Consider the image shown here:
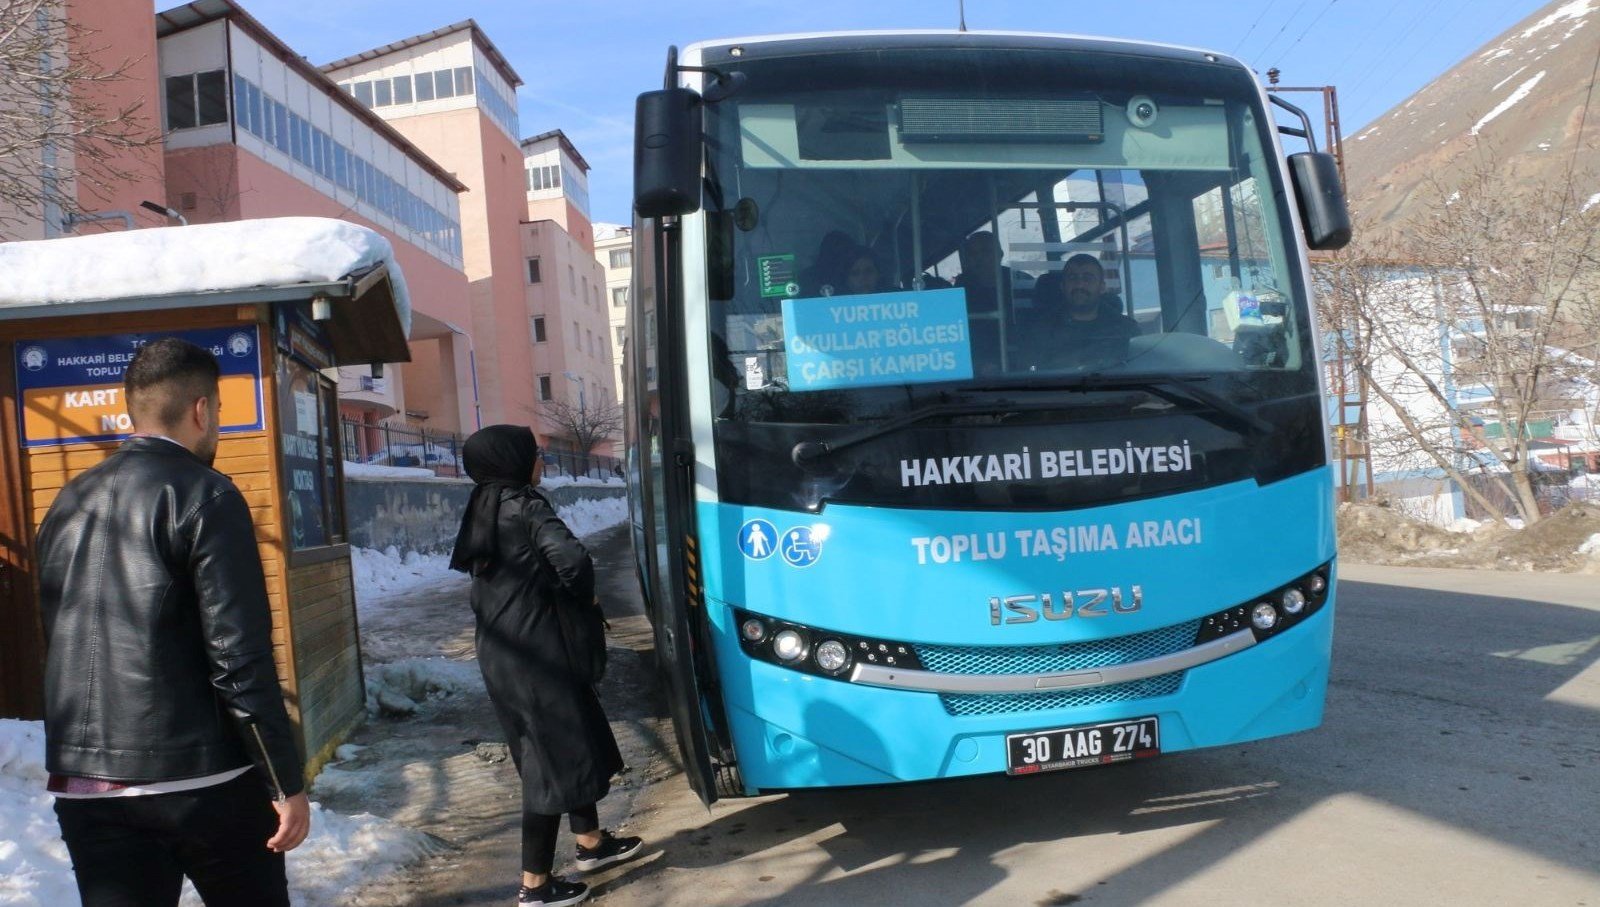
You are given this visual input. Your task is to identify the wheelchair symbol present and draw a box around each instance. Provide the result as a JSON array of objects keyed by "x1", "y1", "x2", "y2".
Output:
[{"x1": 780, "y1": 526, "x2": 823, "y2": 568}]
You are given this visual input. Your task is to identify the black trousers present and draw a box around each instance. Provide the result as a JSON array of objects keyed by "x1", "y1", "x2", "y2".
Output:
[
  {"x1": 53, "y1": 769, "x2": 289, "y2": 907},
  {"x1": 524, "y1": 803, "x2": 599, "y2": 875}
]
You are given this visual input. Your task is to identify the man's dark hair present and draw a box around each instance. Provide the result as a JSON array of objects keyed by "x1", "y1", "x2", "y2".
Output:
[
  {"x1": 124, "y1": 338, "x2": 221, "y2": 429},
  {"x1": 1064, "y1": 253, "x2": 1103, "y2": 273}
]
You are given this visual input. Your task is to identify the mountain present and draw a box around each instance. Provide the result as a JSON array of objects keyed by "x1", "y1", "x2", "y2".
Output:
[{"x1": 1342, "y1": 0, "x2": 1600, "y2": 235}]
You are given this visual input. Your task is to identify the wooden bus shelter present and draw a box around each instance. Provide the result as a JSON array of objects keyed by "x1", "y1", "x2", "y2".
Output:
[{"x1": 0, "y1": 219, "x2": 411, "y2": 780}]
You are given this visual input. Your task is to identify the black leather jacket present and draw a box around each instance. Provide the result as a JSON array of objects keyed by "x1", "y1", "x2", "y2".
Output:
[{"x1": 37, "y1": 437, "x2": 304, "y2": 798}]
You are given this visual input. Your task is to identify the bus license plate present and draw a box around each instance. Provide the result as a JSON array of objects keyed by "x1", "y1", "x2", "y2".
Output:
[{"x1": 1005, "y1": 717, "x2": 1160, "y2": 775}]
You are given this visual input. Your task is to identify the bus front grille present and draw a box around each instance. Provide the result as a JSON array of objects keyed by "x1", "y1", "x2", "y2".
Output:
[
  {"x1": 938, "y1": 671, "x2": 1184, "y2": 717},
  {"x1": 914, "y1": 620, "x2": 1203, "y2": 676}
]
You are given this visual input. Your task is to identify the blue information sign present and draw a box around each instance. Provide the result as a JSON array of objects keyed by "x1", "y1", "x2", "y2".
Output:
[
  {"x1": 780, "y1": 288, "x2": 974, "y2": 391},
  {"x1": 15, "y1": 327, "x2": 265, "y2": 448}
]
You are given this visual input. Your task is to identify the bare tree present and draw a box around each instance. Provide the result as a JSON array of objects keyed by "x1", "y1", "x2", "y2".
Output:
[
  {"x1": 1317, "y1": 153, "x2": 1600, "y2": 525},
  {"x1": 537, "y1": 396, "x2": 623, "y2": 475},
  {"x1": 0, "y1": 0, "x2": 155, "y2": 236}
]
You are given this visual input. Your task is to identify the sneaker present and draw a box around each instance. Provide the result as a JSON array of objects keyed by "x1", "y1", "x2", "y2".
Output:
[
  {"x1": 574, "y1": 831, "x2": 645, "y2": 872},
  {"x1": 517, "y1": 876, "x2": 588, "y2": 907}
]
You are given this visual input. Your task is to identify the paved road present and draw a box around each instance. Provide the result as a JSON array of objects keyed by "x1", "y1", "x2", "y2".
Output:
[{"x1": 591, "y1": 564, "x2": 1600, "y2": 906}]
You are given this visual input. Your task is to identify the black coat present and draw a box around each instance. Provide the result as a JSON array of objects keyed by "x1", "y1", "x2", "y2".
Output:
[
  {"x1": 36, "y1": 438, "x2": 303, "y2": 797},
  {"x1": 470, "y1": 486, "x2": 621, "y2": 814}
]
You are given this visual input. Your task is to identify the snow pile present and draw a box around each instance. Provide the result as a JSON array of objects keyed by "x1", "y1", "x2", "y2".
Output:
[
  {"x1": 0, "y1": 719, "x2": 434, "y2": 907},
  {"x1": 364, "y1": 657, "x2": 484, "y2": 718},
  {"x1": 1339, "y1": 501, "x2": 1600, "y2": 571},
  {"x1": 0, "y1": 217, "x2": 411, "y2": 337},
  {"x1": 1471, "y1": 71, "x2": 1546, "y2": 135},
  {"x1": 343, "y1": 461, "x2": 441, "y2": 480},
  {"x1": 558, "y1": 495, "x2": 629, "y2": 538},
  {"x1": 351, "y1": 546, "x2": 461, "y2": 603},
  {"x1": 0, "y1": 720, "x2": 72, "y2": 907},
  {"x1": 541, "y1": 474, "x2": 625, "y2": 488}
]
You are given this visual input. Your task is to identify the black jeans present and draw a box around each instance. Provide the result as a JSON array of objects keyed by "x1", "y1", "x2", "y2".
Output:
[
  {"x1": 524, "y1": 803, "x2": 599, "y2": 875},
  {"x1": 53, "y1": 769, "x2": 288, "y2": 907}
]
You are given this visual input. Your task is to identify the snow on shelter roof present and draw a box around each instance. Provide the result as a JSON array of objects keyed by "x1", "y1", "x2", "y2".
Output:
[{"x1": 0, "y1": 218, "x2": 413, "y2": 365}]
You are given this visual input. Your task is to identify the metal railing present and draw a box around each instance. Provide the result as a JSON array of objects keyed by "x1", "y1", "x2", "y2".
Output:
[
  {"x1": 341, "y1": 420, "x2": 465, "y2": 477},
  {"x1": 341, "y1": 420, "x2": 623, "y2": 482}
]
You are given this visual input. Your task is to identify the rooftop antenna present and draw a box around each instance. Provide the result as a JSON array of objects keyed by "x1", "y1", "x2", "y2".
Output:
[{"x1": 959, "y1": 0, "x2": 967, "y2": 32}]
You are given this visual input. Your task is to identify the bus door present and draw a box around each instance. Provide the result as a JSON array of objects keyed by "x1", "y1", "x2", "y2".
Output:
[{"x1": 629, "y1": 214, "x2": 728, "y2": 804}]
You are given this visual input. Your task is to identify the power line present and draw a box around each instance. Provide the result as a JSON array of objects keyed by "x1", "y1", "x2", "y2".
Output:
[
  {"x1": 1253, "y1": 0, "x2": 1312, "y2": 64},
  {"x1": 1272, "y1": 0, "x2": 1339, "y2": 67},
  {"x1": 1232, "y1": 0, "x2": 1279, "y2": 56}
]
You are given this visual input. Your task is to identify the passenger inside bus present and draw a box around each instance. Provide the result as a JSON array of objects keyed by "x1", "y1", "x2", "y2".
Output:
[
  {"x1": 1014, "y1": 253, "x2": 1140, "y2": 371},
  {"x1": 953, "y1": 231, "x2": 1017, "y2": 373}
]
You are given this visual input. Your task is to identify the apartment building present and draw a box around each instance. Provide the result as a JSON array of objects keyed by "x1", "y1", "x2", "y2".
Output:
[
  {"x1": 0, "y1": 0, "x2": 167, "y2": 240},
  {"x1": 594, "y1": 222, "x2": 633, "y2": 420},
  {"x1": 151, "y1": 0, "x2": 477, "y2": 435},
  {"x1": 323, "y1": 22, "x2": 536, "y2": 431},
  {"x1": 521, "y1": 131, "x2": 617, "y2": 463}
]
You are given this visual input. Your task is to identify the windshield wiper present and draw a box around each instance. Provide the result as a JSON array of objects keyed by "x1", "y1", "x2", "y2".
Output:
[
  {"x1": 791, "y1": 398, "x2": 1072, "y2": 468},
  {"x1": 791, "y1": 374, "x2": 1272, "y2": 469},
  {"x1": 966, "y1": 373, "x2": 1274, "y2": 439}
]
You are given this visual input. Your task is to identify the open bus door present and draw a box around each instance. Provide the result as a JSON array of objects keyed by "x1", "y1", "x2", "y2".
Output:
[{"x1": 627, "y1": 211, "x2": 735, "y2": 805}]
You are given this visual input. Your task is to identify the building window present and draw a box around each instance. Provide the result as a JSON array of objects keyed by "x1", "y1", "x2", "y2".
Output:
[
  {"x1": 568, "y1": 265, "x2": 575, "y2": 291},
  {"x1": 435, "y1": 70, "x2": 455, "y2": 100},
  {"x1": 374, "y1": 78, "x2": 393, "y2": 106},
  {"x1": 455, "y1": 66, "x2": 473, "y2": 95},
  {"x1": 587, "y1": 329, "x2": 595, "y2": 356},
  {"x1": 572, "y1": 321, "x2": 580, "y2": 348},
  {"x1": 611, "y1": 286, "x2": 628, "y2": 308},
  {"x1": 538, "y1": 374, "x2": 553, "y2": 401},
  {"x1": 165, "y1": 70, "x2": 228, "y2": 131},
  {"x1": 414, "y1": 72, "x2": 435, "y2": 102},
  {"x1": 615, "y1": 326, "x2": 626, "y2": 347},
  {"x1": 354, "y1": 80, "x2": 374, "y2": 107},
  {"x1": 609, "y1": 249, "x2": 632, "y2": 269},
  {"x1": 532, "y1": 316, "x2": 547, "y2": 342},
  {"x1": 527, "y1": 257, "x2": 541, "y2": 283},
  {"x1": 393, "y1": 75, "x2": 413, "y2": 104}
]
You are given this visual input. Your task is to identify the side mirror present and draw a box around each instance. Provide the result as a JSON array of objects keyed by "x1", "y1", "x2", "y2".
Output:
[
  {"x1": 1288, "y1": 152, "x2": 1352, "y2": 251},
  {"x1": 634, "y1": 88, "x2": 703, "y2": 218}
]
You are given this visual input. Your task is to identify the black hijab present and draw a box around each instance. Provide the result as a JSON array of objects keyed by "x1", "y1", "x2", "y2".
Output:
[{"x1": 450, "y1": 424, "x2": 541, "y2": 574}]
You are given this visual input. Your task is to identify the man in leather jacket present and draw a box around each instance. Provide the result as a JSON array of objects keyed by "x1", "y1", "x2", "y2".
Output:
[{"x1": 38, "y1": 337, "x2": 310, "y2": 906}]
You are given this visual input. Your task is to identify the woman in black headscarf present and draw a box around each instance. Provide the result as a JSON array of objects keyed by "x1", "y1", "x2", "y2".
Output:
[{"x1": 450, "y1": 425, "x2": 641, "y2": 907}]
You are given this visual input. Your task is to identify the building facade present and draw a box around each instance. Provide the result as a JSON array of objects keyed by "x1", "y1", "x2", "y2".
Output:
[
  {"x1": 520, "y1": 132, "x2": 618, "y2": 467},
  {"x1": 594, "y1": 222, "x2": 633, "y2": 448},
  {"x1": 152, "y1": 1, "x2": 478, "y2": 438},
  {"x1": 324, "y1": 22, "x2": 536, "y2": 432}
]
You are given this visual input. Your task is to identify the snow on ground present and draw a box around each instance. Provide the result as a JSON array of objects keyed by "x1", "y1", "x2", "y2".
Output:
[
  {"x1": 363, "y1": 658, "x2": 485, "y2": 718},
  {"x1": 1581, "y1": 533, "x2": 1600, "y2": 557},
  {"x1": 343, "y1": 461, "x2": 443, "y2": 480},
  {"x1": 0, "y1": 218, "x2": 410, "y2": 335},
  {"x1": 559, "y1": 495, "x2": 630, "y2": 538},
  {"x1": 1521, "y1": 0, "x2": 1594, "y2": 40},
  {"x1": 0, "y1": 719, "x2": 436, "y2": 907},
  {"x1": 541, "y1": 473, "x2": 625, "y2": 488},
  {"x1": 1471, "y1": 71, "x2": 1546, "y2": 135},
  {"x1": 351, "y1": 546, "x2": 459, "y2": 603}
]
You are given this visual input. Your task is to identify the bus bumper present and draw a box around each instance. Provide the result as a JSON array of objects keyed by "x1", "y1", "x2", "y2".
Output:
[{"x1": 723, "y1": 597, "x2": 1334, "y2": 794}]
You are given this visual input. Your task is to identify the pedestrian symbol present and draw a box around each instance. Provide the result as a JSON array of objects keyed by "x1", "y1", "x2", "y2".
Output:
[
  {"x1": 738, "y1": 519, "x2": 778, "y2": 560},
  {"x1": 780, "y1": 526, "x2": 823, "y2": 568}
]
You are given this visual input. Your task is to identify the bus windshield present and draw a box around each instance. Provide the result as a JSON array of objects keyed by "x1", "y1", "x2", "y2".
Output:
[{"x1": 700, "y1": 44, "x2": 1324, "y2": 512}]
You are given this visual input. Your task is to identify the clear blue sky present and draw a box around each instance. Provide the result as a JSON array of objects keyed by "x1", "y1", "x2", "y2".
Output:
[{"x1": 196, "y1": 0, "x2": 1550, "y2": 224}]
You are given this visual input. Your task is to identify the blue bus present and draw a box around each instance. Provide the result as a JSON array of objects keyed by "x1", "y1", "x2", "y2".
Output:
[{"x1": 625, "y1": 31, "x2": 1350, "y2": 802}]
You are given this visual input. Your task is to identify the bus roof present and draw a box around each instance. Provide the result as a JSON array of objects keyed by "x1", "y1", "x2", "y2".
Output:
[{"x1": 680, "y1": 30, "x2": 1248, "y2": 72}]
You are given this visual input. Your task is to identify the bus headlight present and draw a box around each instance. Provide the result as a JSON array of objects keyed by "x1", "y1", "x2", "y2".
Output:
[
  {"x1": 1306, "y1": 574, "x2": 1328, "y2": 595},
  {"x1": 740, "y1": 618, "x2": 768, "y2": 643},
  {"x1": 814, "y1": 639, "x2": 849, "y2": 674},
  {"x1": 1281, "y1": 588, "x2": 1307, "y2": 615},
  {"x1": 773, "y1": 629, "x2": 807, "y2": 662},
  {"x1": 1251, "y1": 602, "x2": 1279, "y2": 631}
]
